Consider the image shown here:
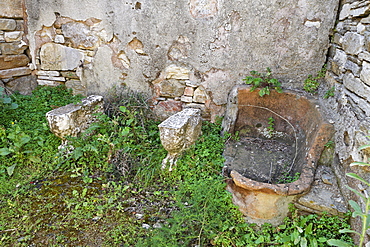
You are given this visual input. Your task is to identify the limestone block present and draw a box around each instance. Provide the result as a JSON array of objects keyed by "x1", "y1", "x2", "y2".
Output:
[
  {"x1": 180, "y1": 95, "x2": 192, "y2": 103},
  {"x1": 359, "y1": 51, "x2": 370, "y2": 62},
  {"x1": 344, "y1": 59, "x2": 361, "y2": 76},
  {"x1": 46, "y1": 95, "x2": 104, "y2": 139},
  {"x1": 0, "y1": 67, "x2": 31, "y2": 79},
  {"x1": 361, "y1": 61, "x2": 370, "y2": 86},
  {"x1": 4, "y1": 31, "x2": 22, "y2": 42},
  {"x1": 342, "y1": 32, "x2": 364, "y2": 55},
  {"x1": 157, "y1": 79, "x2": 185, "y2": 97},
  {"x1": 54, "y1": 34, "x2": 65, "y2": 44},
  {"x1": 0, "y1": 0, "x2": 22, "y2": 18},
  {"x1": 65, "y1": 79, "x2": 86, "y2": 96},
  {"x1": 40, "y1": 43, "x2": 84, "y2": 71},
  {"x1": 37, "y1": 79, "x2": 62, "y2": 86},
  {"x1": 61, "y1": 71, "x2": 79, "y2": 79},
  {"x1": 5, "y1": 75, "x2": 37, "y2": 95},
  {"x1": 165, "y1": 65, "x2": 190, "y2": 80},
  {"x1": 36, "y1": 70, "x2": 60, "y2": 76},
  {"x1": 343, "y1": 72, "x2": 370, "y2": 102},
  {"x1": 183, "y1": 86, "x2": 194, "y2": 96},
  {"x1": 351, "y1": 5, "x2": 370, "y2": 18},
  {"x1": 0, "y1": 18, "x2": 16, "y2": 31},
  {"x1": 339, "y1": 4, "x2": 351, "y2": 20},
  {"x1": 38, "y1": 76, "x2": 66, "y2": 82},
  {"x1": 193, "y1": 87, "x2": 207, "y2": 103},
  {"x1": 0, "y1": 41, "x2": 28, "y2": 55},
  {"x1": 158, "y1": 108, "x2": 202, "y2": 170},
  {"x1": 0, "y1": 54, "x2": 29, "y2": 70},
  {"x1": 61, "y1": 22, "x2": 100, "y2": 50}
]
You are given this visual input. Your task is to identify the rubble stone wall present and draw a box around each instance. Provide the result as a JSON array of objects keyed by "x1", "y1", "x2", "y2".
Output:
[{"x1": 0, "y1": 0, "x2": 36, "y2": 95}]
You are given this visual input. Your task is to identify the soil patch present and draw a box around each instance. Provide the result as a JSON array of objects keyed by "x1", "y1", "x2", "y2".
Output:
[{"x1": 223, "y1": 136, "x2": 296, "y2": 184}]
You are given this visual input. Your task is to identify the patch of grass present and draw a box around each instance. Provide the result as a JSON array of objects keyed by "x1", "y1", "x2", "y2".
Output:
[{"x1": 0, "y1": 85, "x2": 353, "y2": 246}]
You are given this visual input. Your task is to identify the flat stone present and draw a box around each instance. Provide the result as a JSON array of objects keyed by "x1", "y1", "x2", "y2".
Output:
[
  {"x1": 339, "y1": 4, "x2": 351, "y2": 20},
  {"x1": 351, "y1": 5, "x2": 370, "y2": 18},
  {"x1": 0, "y1": 67, "x2": 31, "y2": 79},
  {"x1": 361, "y1": 61, "x2": 370, "y2": 86},
  {"x1": 36, "y1": 70, "x2": 60, "y2": 76},
  {"x1": 61, "y1": 71, "x2": 79, "y2": 79},
  {"x1": 5, "y1": 75, "x2": 37, "y2": 95},
  {"x1": 0, "y1": 41, "x2": 28, "y2": 55},
  {"x1": 54, "y1": 35, "x2": 65, "y2": 44},
  {"x1": 154, "y1": 99, "x2": 183, "y2": 121},
  {"x1": 296, "y1": 166, "x2": 347, "y2": 216},
  {"x1": 0, "y1": 54, "x2": 29, "y2": 70},
  {"x1": 359, "y1": 51, "x2": 370, "y2": 62},
  {"x1": 0, "y1": 18, "x2": 16, "y2": 30},
  {"x1": 46, "y1": 95, "x2": 104, "y2": 139},
  {"x1": 37, "y1": 79, "x2": 62, "y2": 86},
  {"x1": 4, "y1": 31, "x2": 22, "y2": 42},
  {"x1": 180, "y1": 95, "x2": 193, "y2": 103},
  {"x1": 38, "y1": 76, "x2": 66, "y2": 82},
  {"x1": 342, "y1": 32, "x2": 364, "y2": 55},
  {"x1": 40, "y1": 43, "x2": 84, "y2": 71},
  {"x1": 343, "y1": 72, "x2": 370, "y2": 102},
  {"x1": 344, "y1": 59, "x2": 361, "y2": 76}
]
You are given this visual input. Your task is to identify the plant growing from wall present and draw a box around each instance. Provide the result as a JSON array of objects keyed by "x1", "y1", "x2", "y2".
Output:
[
  {"x1": 328, "y1": 144, "x2": 370, "y2": 247},
  {"x1": 303, "y1": 65, "x2": 327, "y2": 94},
  {"x1": 243, "y1": 67, "x2": 283, "y2": 97},
  {"x1": 324, "y1": 86, "x2": 335, "y2": 99}
]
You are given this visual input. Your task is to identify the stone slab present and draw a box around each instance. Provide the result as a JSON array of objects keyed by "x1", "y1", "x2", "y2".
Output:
[
  {"x1": 0, "y1": 54, "x2": 29, "y2": 70},
  {"x1": 0, "y1": 67, "x2": 31, "y2": 79}
]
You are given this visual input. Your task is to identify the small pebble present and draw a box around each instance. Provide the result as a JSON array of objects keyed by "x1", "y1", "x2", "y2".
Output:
[
  {"x1": 142, "y1": 223, "x2": 150, "y2": 229},
  {"x1": 135, "y1": 213, "x2": 144, "y2": 219},
  {"x1": 153, "y1": 222, "x2": 162, "y2": 228}
]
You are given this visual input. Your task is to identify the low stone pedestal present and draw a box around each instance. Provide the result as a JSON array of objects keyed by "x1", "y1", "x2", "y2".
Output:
[
  {"x1": 46, "y1": 95, "x2": 104, "y2": 139},
  {"x1": 158, "y1": 108, "x2": 202, "y2": 171}
]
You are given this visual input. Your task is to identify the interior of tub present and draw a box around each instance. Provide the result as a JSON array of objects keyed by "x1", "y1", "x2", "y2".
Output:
[{"x1": 223, "y1": 87, "x2": 330, "y2": 187}]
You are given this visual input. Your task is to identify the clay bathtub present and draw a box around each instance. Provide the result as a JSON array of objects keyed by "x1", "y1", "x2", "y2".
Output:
[{"x1": 222, "y1": 85, "x2": 333, "y2": 225}]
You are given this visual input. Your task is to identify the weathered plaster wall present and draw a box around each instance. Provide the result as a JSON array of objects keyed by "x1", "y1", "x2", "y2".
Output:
[{"x1": 25, "y1": 0, "x2": 339, "y2": 119}]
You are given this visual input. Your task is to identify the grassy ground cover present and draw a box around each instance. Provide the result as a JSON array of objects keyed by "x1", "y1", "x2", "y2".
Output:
[{"x1": 0, "y1": 86, "x2": 353, "y2": 246}]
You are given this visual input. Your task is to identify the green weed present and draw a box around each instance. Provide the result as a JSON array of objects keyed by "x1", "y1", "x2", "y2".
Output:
[
  {"x1": 243, "y1": 67, "x2": 283, "y2": 97},
  {"x1": 303, "y1": 65, "x2": 327, "y2": 94}
]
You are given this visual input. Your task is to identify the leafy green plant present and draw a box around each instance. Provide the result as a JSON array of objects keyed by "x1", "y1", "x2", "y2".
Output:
[
  {"x1": 303, "y1": 65, "x2": 327, "y2": 94},
  {"x1": 243, "y1": 67, "x2": 283, "y2": 97},
  {"x1": 267, "y1": 117, "x2": 275, "y2": 136},
  {"x1": 325, "y1": 140, "x2": 335, "y2": 148},
  {"x1": 0, "y1": 86, "x2": 18, "y2": 110},
  {"x1": 328, "y1": 144, "x2": 370, "y2": 247},
  {"x1": 277, "y1": 171, "x2": 301, "y2": 184},
  {"x1": 324, "y1": 86, "x2": 336, "y2": 99}
]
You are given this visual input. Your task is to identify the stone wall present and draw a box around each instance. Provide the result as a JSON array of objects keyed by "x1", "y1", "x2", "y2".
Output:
[
  {"x1": 325, "y1": 0, "x2": 370, "y2": 239},
  {"x1": 24, "y1": 0, "x2": 339, "y2": 120},
  {"x1": 0, "y1": 0, "x2": 36, "y2": 95}
]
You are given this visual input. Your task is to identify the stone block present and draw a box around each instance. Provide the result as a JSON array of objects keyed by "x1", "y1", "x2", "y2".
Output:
[
  {"x1": 157, "y1": 79, "x2": 185, "y2": 97},
  {"x1": 183, "y1": 86, "x2": 194, "y2": 96},
  {"x1": 54, "y1": 35, "x2": 65, "y2": 44},
  {"x1": 40, "y1": 43, "x2": 84, "y2": 71},
  {"x1": 344, "y1": 59, "x2": 361, "y2": 76},
  {"x1": 38, "y1": 76, "x2": 66, "y2": 82},
  {"x1": 164, "y1": 65, "x2": 190, "y2": 80},
  {"x1": 339, "y1": 4, "x2": 351, "y2": 20},
  {"x1": 342, "y1": 32, "x2": 364, "y2": 55},
  {"x1": 0, "y1": 41, "x2": 28, "y2": 55},
  {"x1": 46, "y1": 95, "x2": 104, "y2": 139},
  {"x1": 359, "y1": 51, "x2": 370, "y2": 62},
  {"x1": 37, "y1": 79, "x2": 62, "y2": 86},
  {"x1": 61, "y1": 71, "x2": 79, "y2": 79},
  {"x1": 4, "y1": 31, "x2": 22, "y2": 42},
  {"x1": 0, "y1": 67, "x2": 31, "y2": 79},
  {"x1": 361, "y1": 61, "x2": 370, "y2": 86},
  {"x1": 0, "y1": 18, "x2": 16, "y2": 31},
  {"x1": 193, "y1": 87, "x2": 207, "y2": 103},
  {"x1": 343, "y1": 72, "x2": 370, "y2": 102},
  {"x1": 5, "y1": 75, "x2": 37, "y2": 95},
  {"x1": 0, "y1": 54, "x2": 29, "y2": 70},
  {"x1": 180, "y1": 95, "x2": 193, "y2": 103},
  {"x1": 36, "y1": 70, "x2": 60, "y2": 76},
  {"x1": 65, "y1": 79, "x2": 86, "y2": 96},
  {"x1": 158, "y1": 108, "x2": 202, "y2": 170},
  {"x1": 351, "y1": 5, "x2": 370, "y2": 18}
]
